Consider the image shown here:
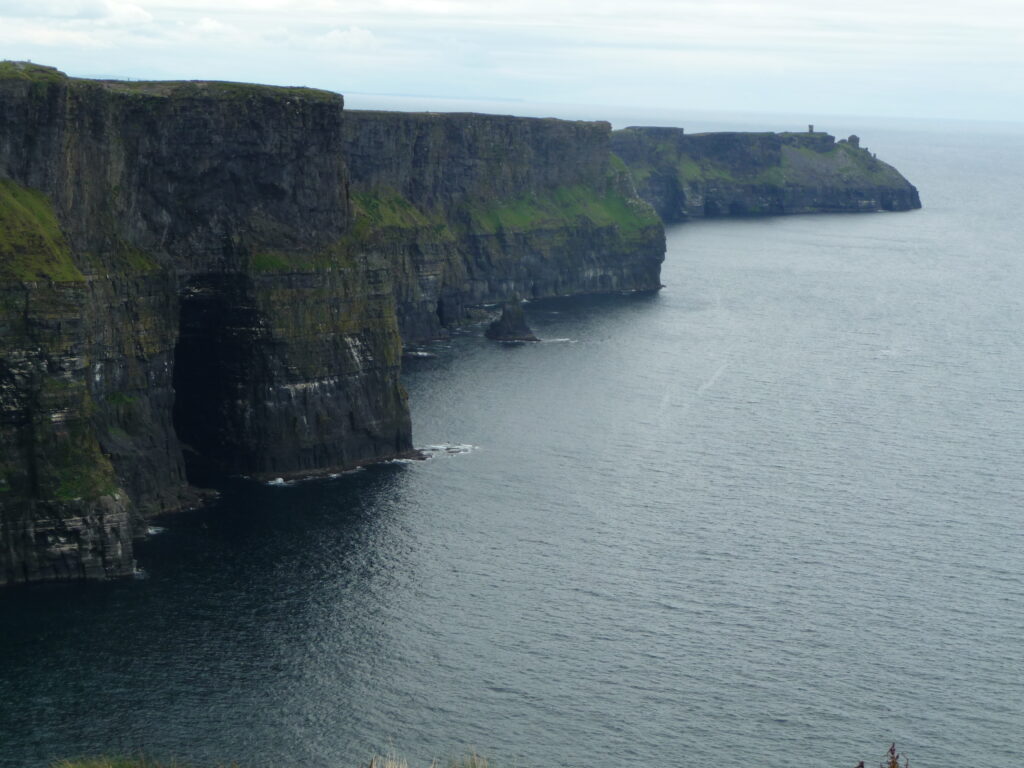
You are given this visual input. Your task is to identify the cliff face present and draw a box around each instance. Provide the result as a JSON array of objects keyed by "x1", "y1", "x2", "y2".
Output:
[
  {"x1": 610, "y1": 127, "x2": 921, "y2": 221},
  {"x1": 0, "y1": 64, "x2": 407, "y2": 584},
  {"x1": 0, "y1": 63, "x2": 664, "y2": 585},
  {"x1": 340, "y1": 111, "x2": 665, "y2": 342}
]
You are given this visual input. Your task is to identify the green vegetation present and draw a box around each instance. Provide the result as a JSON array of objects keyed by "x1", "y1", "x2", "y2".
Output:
[
  {"x1": 76, "y1": 238, "x2": 161, "y2": 275},
  {"x1": 466, "y1": 184, "x2": 659, "y2": 240},
  {"x1": 607, "y1": 153, "x2": 630, "y2": 174},
  {"x1": 250, "y1": 251, "x2": 298, "y2": 272},
  {"x1": 0, "y1": 60, "x2": 67, "y2": 83},
  {"x1": 250, "y1": 240, "x2": 359, "y2": 274},
  {"x1": 108, "y1": 242, "x2": 160, "y2": 273},
  {"x1": 250, "y1": 229, "x2": 363, "y2": 273},
  {"x1": 97, "y1": 79, "x2": 340, "y2": 104},
  {"x1": 105, "y1": 392, "x2": 137, "y2": 406},
  {"x1": 351, "y1": 192, "x2": 451, "y2": 235},
  {"x1": 46, "y1": 421, "x2": 119, "y2": 502},
  {"x1": 780, "y1": 141, "x2": 901, "y2": 186},
  {"x1": 617, "y1": 128, "x2": 906, "y2": 200},
  {"x1": 670, "y1": 153, "x2": 785, "y2": 188},
  {"x1": 27, "y1": 381, "x2": 120, "y2": 501},
  {"x1": 249, "y1": 192, "x2": 455, "y2": 274},
  {"x1": 0, "y1": 179, "x2": 84, "y2": 282}
]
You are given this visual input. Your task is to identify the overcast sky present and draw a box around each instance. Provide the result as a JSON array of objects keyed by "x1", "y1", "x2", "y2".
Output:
[{"x1": 2, "y1": 0, "x2": 1023, "y2": 123}]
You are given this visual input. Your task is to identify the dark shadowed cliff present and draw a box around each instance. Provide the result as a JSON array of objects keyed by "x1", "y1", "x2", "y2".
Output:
[
  {"x1": 339, "y1": 110, "x2": 664, "y2": 342},
  {"x1": 0, "y1": 63, "x2": 664, "y2": 585},
  {"x1": 611, "y1": 126, "x2": 921, "y2": 221}
]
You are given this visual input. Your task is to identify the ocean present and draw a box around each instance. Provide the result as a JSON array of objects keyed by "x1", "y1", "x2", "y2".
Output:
[{"x1": 1, "y1": 109, "x2": 1022, "y2": 768}]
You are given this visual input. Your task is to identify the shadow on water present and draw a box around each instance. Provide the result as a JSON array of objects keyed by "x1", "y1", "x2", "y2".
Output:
[{"x1": 0, "y1": 463, "x2": 422, "y2": 768}]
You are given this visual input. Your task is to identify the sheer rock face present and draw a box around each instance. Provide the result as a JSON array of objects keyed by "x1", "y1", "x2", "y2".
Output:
[
  {"x1": 341, "y1": 110, "x2": 665, "y2": 343},
  {"x1": 0, "y1": 65, "x2": 665, "y2": 585},
  {"x1": 610, "y1": 127, "x2": 921, "y2": 222},
  {"x1": 0, "y1": 65, "x2": 409, "y2": 585}
]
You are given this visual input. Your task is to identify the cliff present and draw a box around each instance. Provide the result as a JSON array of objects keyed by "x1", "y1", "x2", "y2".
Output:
[
  {"x1": 340, "y1": 110, "x2": 664, "y2": 342},
  {"x1": 0, "y1": 63, "x2": 664, "y2": 585},
  {"x1": 610, "y1": 127, "x2": 921, "y2": 221}
]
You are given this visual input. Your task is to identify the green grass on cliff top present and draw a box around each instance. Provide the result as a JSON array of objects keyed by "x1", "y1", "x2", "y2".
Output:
[
  {"x1": 0, "y1": 178, "x2": 84, "y2": 282},
  {"x1": 0, "y1": 60, "x2": 67, "y2": 83},
  {"x1": 96, "y1": 79, "x2": 341, "y2": 103},
  {"x1": 0, "y1": 60, "x2": 340, "y2": 102}
]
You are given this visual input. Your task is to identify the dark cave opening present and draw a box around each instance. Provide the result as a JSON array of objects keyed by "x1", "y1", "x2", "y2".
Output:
[{"x1": 172, "y1": 273, "x2": 263, "y2": 481}]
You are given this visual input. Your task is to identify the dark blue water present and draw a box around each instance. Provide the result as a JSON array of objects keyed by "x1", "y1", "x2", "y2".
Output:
[{"x1": 3, "y1": 119, "x2": 1023, "y2": 768}]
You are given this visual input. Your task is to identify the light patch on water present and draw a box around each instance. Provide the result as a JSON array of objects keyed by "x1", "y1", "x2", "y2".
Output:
[{"x1": 421, "y1": 443, "x2": 477, "y2": 457}]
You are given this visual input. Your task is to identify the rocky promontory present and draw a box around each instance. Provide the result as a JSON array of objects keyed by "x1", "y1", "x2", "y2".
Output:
[
  {"x1": 0, "y1": 63, "x2": 923, "y2": 587},
  {"x1": 611, "y1": 126, "x2": 921, "y2": 221},
  {"x1": 0, "y1": 62, "x2": 664, "y2": 585}
]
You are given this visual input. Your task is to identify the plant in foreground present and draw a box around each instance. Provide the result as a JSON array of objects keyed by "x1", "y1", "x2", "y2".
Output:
[
  {"x1": 855, "y1": 742, "x2": 908, "y2": 768},
  {"x1": 881, "y1": 742, "x2": 908, "y2": 768}
]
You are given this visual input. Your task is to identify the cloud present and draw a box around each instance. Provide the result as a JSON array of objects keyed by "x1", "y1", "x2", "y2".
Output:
[
  {"x1": 0, "y1": 0, "x2": 108, "y2": 19},
  {"x1": 313, "y1": 26, "x2": 379, "y2": 51},
  {"x1": 1, "y1": 0, "x2": 1021, "y2": 120},
  {"x1": 0, "y1": 0, "x2": 152, "y2": 26},
  {"x1": 193, "y1": 16, "x2": 235, "y2": 35},
  {"x1": 104, "y1": 2, "x2": 153, "y2": 25}
]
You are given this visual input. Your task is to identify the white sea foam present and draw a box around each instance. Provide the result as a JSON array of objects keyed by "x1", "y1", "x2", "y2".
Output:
[{"x1": 422, "y1": 443, "x2": 477, "y2": 457}]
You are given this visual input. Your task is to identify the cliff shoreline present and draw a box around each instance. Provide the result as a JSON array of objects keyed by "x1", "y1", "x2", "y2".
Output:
[
  {"x1": 611, "y1": 126, "x2": 921, "y2": 221},
  {"x1": 0, "y1": 62, "x2": 921, "y2": 587},
  {"x1": 0, "y1": 62, "x2": 664, "y2": 585}
]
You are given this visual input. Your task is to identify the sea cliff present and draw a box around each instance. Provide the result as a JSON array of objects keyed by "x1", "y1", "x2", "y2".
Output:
[
  {"x1": 610, "y1": 126, "x2": 921, "y2": 221},
  {"x1": 340, "y1": 110, "x2": 664, "y2": 341},
  {"x1": 0, "y1": 63, "x2": 664, "y2": 585}
]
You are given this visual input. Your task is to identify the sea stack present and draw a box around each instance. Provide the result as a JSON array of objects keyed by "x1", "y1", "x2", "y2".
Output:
[{"x1": 486, "y1": 299, "x2": 539, "y2": 342}]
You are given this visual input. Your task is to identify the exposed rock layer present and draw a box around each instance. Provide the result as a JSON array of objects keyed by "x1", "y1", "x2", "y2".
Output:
[
  {"x1": 0, "y1": 63, "x2": 664, "y2": 585},
  {"x1": 611, "y1": 127, "x2": 921, "y2": 221},
  {"x1": 340, "y1": 110, "x2": 665, "y2": 342}
]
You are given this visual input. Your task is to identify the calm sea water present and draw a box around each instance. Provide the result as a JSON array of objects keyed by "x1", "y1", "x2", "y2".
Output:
[{"x1": 2, "y1": 116, "x2": 1023, "y2": 768}]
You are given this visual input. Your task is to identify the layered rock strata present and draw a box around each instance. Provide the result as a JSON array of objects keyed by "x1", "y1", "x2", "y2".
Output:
[
  {"x1": 610, "y1": 127, "x2": 921, "y2": 221},
  {"x1": 340, "y1": 110, "x2": 665, "y2": 342},
  {"x1": 0, "y1": 63, "x2": 664, "y2": 585}
]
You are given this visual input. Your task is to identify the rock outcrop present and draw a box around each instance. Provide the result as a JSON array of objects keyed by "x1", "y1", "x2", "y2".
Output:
[
  {"x1": 0, "y1": 63, "x2": 664, "y2": 585},
  {"x1": 485, "y1": 300, "x2": 539, "y2": 342},
  {"x1": 610, "y1": 127, "x2": 921, "y2": 221}
]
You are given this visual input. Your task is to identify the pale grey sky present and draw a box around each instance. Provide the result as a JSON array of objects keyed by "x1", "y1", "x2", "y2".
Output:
[{"x1": 2, "y1": 0, "x2": 1022, "y2": 122}]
